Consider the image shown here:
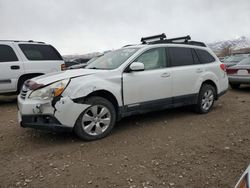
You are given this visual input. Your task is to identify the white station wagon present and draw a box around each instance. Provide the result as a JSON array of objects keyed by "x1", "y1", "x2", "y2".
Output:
[{"x1": 17, "y1": 34, "x2": 228, "y2": 140}]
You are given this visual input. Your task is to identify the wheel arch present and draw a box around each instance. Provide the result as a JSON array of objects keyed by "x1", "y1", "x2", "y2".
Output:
[
  {"x1": 200, "y1": 79, "x2": 218, "y2": 99},
  {"x1": 74, "y1": 89, "x2": 120, "y2": 117},
  {"x1": 17, "y1": 73, "x2": 44, "y2": 92}
]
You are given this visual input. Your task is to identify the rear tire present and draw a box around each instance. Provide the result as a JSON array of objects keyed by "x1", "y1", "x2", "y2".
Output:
[
  {"x1": 195, "y1": 84, "x2": 216, "y2": 114},
  {"x1": 74, "y1": 96, "x2": 116, "y2": 141},
  {"x1": 230, "y1": 83, "x2": 240, "y2": 89}
]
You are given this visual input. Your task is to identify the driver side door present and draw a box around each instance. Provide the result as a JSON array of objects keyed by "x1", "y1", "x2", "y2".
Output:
[{"x1": 122, "y1": 47, "x2": 172, "y2": 111}]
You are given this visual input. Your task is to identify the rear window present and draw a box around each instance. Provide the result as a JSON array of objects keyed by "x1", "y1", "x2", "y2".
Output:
[
  {"x1": 19, "y1": 44, "x2": 63, "y2": 61},
  {"x1": 168, "y1": 47, "x2": 194, "y2": 67},
  {"x1": 195, "y1": 49, "x2": 215, "y2": 64},
  {"x1": 0, "y1": 45, "x2": 18, "y2": 62},
  {"x1": 238, "y1": 57, "x2": 250, "y2": 65}
]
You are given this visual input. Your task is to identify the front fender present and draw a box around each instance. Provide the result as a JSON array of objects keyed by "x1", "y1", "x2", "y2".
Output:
[{"x1": 62, "y1": 75, "x2": 122, "y2": 106}]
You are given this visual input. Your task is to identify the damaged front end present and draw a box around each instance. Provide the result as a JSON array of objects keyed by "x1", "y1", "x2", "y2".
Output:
[{"x1": 18, "y1": 79, "x2": 90, "y2": 132}]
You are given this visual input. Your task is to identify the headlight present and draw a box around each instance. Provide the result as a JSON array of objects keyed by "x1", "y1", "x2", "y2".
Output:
[{"x1": 29, "y1": 79, "x2": 70, "y2": 100}]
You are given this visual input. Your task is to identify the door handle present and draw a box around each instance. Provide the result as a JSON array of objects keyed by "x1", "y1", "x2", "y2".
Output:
[
  {"x1": 196, "y1": 68, "x2": 203, "y2": 73},
  {"x1": 10, "y1": 65, "x2": 20, "y2": 70},
  {"x1": 161, "y1": 72, "x2": 170, "y2": 77}
]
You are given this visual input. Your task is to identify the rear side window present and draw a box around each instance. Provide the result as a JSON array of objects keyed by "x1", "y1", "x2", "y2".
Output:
[
  {"x1": 168, "y1": 47, "x2": 194, "y2": 67},
  {"x1": 0, "y1": 45, "x2": 18, "y2": 62},
  {"x1": 19, "y1": 44, "x2": 63, "y2": 61},
  {"x1": 195, "y1": 49, "x2": 215, "y2": 64}
]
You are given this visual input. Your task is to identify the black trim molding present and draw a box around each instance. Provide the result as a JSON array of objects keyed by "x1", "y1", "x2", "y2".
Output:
[{"x1": 120, "y1": 93, "x2": 198, "y2": 118}]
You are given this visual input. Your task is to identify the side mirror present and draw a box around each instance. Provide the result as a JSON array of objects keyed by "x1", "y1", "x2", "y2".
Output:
[{"x1": 129, "y1": 62, "x2": 144, "y2": 71}]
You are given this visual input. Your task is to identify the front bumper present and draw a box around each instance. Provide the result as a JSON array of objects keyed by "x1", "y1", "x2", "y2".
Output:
[
  {"x1": 17, "y1": 95, "x2": 90, "y2": 131},
  {"x1": 19, "y1": 114, "x2": 72, "y2": 132}
]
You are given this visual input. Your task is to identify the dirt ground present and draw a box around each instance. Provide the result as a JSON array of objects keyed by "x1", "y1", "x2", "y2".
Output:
[{"x1": 0, "y1": 87, "x2": 250, "y2": 188}]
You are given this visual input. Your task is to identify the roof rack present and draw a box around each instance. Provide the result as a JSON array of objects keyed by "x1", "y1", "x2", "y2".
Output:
[
  {"x1": 141, "y1": 33, "x2": 166, "y2": 44},
  {"x1": 140, "y1": 33, "x2": 206, "y2": 47},
  {"x1": 0, "y1": 40, "x2": 45, "y2": 44}
]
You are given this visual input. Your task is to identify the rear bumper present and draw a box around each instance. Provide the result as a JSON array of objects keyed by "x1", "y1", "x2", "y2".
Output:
[
  {"x1": 228, "y1": 76, "x2": 250, "y2": 84},
  {"x1": 20, "y1": 114, "x2": 72, "y2": 132}
]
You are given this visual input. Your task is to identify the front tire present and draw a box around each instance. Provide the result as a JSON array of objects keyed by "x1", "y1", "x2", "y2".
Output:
[
  {"x1": 74, "y1": 96, "x2": 116, "y2": 141},
  {"x1": 195, "y1": 84, "x2": 216, "y2": 114}
]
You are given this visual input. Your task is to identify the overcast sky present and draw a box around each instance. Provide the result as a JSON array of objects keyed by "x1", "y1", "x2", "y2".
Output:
[{"x1": 0, "y1": 0, "x2": 250, "y2": 55}]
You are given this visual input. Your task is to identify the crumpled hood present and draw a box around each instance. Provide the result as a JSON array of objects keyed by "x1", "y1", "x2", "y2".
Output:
[{"x1": 31, "y1": 69, "x2": 105, "y2": 85}]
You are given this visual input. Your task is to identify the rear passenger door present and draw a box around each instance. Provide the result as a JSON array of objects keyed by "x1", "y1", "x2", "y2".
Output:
[
  {"x1": 167, "y1": 47, "x2": 201, "y2": 105},
  {"x1": 0, "y1": 43, "x2": 24, "y2": 93}
]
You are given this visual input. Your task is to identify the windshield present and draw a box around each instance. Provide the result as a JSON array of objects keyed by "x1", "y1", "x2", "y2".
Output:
[
  {"x1": 86, "y1": 56, "x2": 102, "y2": 65},
  {"x1": 238, "y1": 57, "x2": 250, "y2": 65},
  {"x1": 86, "y1": 48, "x2": 139, "y2": 70}
]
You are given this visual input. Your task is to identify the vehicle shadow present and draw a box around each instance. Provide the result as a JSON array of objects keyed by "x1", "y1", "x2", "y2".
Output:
[
  {"x1": 233, "y1": 85, "x2": 250, "y2": 93},
  {"x1": 7, "y1": 94, "x2": 224, "y2": 144},
  {"x1": 113, "y1": 106, "x2": 195, "y2": 134},
  {"x1": 21, "y1": 106, "x2": 195, "y2": 145}
]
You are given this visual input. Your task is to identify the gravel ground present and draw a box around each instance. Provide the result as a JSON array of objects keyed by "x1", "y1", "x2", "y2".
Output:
[{"x1": 0, "y1": 87, "x2": 250, "y2": 188}]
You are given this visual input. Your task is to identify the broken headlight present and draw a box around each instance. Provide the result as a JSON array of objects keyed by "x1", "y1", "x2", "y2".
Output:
[{"x1": 29, "y1": 79, "x2": 70, "y2": 100}]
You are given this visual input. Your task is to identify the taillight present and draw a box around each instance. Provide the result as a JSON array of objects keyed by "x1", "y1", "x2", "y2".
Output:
[
  {"x1": 226, "y1": 68, "x2": 238, "y2": 75},
  {"x1": 61, "y1": 64, "x2": 66, "y2": 71},
  {"x1": 220, "y1": 63, "x2": 226, "y2": 72}
]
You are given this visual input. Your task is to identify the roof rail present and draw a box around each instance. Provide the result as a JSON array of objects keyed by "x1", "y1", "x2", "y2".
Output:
[
  {"x1": 0, "y1": 40, "x2": 45, "y2": 44},
  {"x1": 141, "y1": 33, "x2": 206, "y2": 47}
]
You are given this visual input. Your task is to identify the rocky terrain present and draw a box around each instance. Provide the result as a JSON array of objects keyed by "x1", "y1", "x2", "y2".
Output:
[{"x1": 0, "y1": 88, "x2": 250, "y2": 188}]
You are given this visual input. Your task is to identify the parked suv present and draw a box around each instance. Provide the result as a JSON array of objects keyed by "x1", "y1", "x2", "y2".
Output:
[
  {"x1": 0, "y1": 40, "x2": 65, "y2": 94},
  {"x1": 17, "y1": 34, "x2": 228, "y2": 140}
]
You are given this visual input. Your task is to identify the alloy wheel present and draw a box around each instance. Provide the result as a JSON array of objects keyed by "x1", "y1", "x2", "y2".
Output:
[
  {"x1": 81, "y1": 105, "x2": 111, "y2": 136},
  {"x1": 201, "y1": 89, "x2": 214, "y2": 111}
]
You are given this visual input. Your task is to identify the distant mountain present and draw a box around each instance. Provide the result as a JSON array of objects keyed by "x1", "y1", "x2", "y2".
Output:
[
  {"x1": 63, "y1": 37, "x2": 250, "y2": 59},
  {"x1": 208, "y1": 36, "x2": 250, "y2": 53}
]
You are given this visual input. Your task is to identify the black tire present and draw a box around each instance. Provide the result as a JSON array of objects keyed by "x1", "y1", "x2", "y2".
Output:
[
  {"x1": 230, "y1": 83, "x2": 240, "y2": 89},
  {"x1": 74, "y1": 96, "x2": 116, "y2": 141},
  {"x1": 195, "y1": 84, "x2": 216, "y2": 114}
]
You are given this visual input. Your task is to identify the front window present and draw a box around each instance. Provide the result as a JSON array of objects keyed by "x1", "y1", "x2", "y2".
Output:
[
  {"x1": 135, "y1": 48, "x2": 167, "y2": 70},
  {"x1": 86, "y1": 48, "x2": 139, "y2": 70},
  {"x1": 0, "y1": 45, "x2": 18, "y2": 62}
]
